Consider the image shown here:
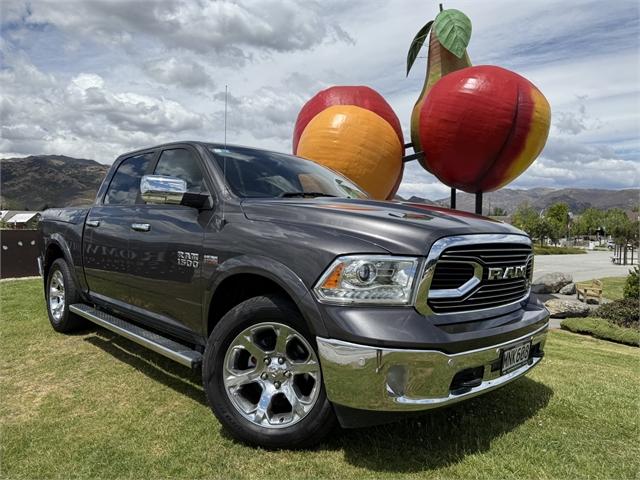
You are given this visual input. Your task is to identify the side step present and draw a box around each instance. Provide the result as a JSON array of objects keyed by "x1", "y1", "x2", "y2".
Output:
[{"x1": 70, "y1": 304, "x2": 203, "y2": 368}]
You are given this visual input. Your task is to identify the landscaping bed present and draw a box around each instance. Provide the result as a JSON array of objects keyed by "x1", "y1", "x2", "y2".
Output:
[
  {"x1": 533, "y1": 245, "x2": 586, "y2": 255},
  {"x1": 1, "y1": 279, "x2": 639, "y2": 479},
  {"x1": 561, "y1": 317, "x2": 639, "y2": 347}
]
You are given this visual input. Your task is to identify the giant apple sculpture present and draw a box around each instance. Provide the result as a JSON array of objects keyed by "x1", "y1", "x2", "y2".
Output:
[
  {"x1": 418, "y1": 65, "x2": 551, "y2": 192},
  {"x1": 293, "y1": 86, "x2": 404, "y2": 200}
]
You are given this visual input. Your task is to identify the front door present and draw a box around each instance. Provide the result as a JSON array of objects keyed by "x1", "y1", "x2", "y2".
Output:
[
  {"x1": 83, "y1": 152, "x2": 154, "y2": 305},
  {"x1": 127, "y1": 146, "x2": 213, "y2": 335}
]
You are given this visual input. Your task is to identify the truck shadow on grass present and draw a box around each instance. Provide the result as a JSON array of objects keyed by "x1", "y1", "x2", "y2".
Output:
[
  {"x1": 325, "y1": 377, "x2": 553, "y2": 472},
  {"x1": 84, "y1": 327, "x2": 553, "y2": 473},
  {"x1": 84, "y1": 330, "x2": 207, "y2": 406}
]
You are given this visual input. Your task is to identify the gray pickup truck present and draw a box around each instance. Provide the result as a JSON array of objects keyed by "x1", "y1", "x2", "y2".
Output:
[{"x1": 39, "y1": 141, "x2": 548, "y2": 448}]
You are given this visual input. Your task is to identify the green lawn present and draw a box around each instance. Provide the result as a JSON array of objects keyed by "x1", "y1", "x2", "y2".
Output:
[
  {"x1": 533, "y1": 245, "x2": 586, "y2": 255},
  {"x1": 2, "y1": 279, "x2": 639, "y2": 479},
  {"x1": 596, "y1": 276, "x2": 627, "y2": 300}
]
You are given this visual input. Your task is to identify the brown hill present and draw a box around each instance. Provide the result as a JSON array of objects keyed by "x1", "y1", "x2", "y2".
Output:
[
  {"x1": 401, "y1": 188, "x2": 639, "y2": 214},
  {"x1": 1, "y1": 155, "x2": 109, "y2": 210}
]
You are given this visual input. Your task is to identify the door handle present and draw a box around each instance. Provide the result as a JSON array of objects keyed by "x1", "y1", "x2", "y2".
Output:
[
  {"x1": 131, "y1": 223, "x2": 151, "y2": 232},
  {"x1": 86, "y1": 220, "x2": 101, "y2": 228}
]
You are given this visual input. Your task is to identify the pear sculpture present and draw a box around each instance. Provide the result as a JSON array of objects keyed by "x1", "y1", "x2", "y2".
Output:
[
  {"x1": 407, "y1": 8, "x2": 551, "y2": 193},
  {"x1": 407, "y1": 9, "x2": 472, "y2": 159}
]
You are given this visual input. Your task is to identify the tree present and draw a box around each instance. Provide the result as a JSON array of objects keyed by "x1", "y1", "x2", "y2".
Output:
[
  {"x1": 511, "y1": 203, "x2": 539, "y2": 235},
  {"x1": 545, "y1": 202, "x2": 570, "y2": 244},
  {"x1": 489, "y1": 206, "x2": 507, "y2": 216},
  {"x1": 573, "y1": 207, "x2": 603, "y2": 236},
  {"x1": 512, "y1": 203, "x2": 554, "y2": 245}
]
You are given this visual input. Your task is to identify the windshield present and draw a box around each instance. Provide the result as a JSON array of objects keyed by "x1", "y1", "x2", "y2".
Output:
[{"x1": 207, "y1": 146, "x2": 368, "y2": 199}]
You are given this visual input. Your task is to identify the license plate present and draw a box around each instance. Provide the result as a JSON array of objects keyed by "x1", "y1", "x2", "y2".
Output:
[{"x1": 501, "y1": 342, "x2": 531, "y2": 375}]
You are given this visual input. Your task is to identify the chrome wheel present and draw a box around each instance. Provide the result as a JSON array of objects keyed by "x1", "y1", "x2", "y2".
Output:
[
  {"x1": 223, "y1": 322, "x2": 321, "y2": 429},
  {"x1": 48, "y1": 270, "x2": 65, "y2": 321}
]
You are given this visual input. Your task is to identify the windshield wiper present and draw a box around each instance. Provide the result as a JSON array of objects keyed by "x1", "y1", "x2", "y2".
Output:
[{"x1": 278, "y1": 191, "x2": 337, "y2": 198}]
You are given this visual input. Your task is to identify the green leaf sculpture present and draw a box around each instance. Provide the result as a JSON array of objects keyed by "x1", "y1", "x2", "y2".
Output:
[
  {"x1": 406, "y1": 20, "x2": 433, "y2": 76},
  {"x1": 433, "y1": 9, "x2": 472, "y2": 58}
]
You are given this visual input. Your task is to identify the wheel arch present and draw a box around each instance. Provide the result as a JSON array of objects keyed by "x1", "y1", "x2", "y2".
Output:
[
  {"x1": 204, "y1": 256, "x2": 327, "y2": 338},
  {"x1": 43, "y1": 235, "x2": 83, "y2": 295}
]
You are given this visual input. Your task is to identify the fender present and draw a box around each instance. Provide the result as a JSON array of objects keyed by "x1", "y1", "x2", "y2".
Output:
[
  {"x1": 44, "y1": 234, "x2": 89, "y2": 299},
  {"x1": 204, "y1": 255, "x2": 327, "y2": 337}
]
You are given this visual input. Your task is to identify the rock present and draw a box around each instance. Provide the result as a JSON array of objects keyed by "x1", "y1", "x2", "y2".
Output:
[
  {"x1": 531, "y1": 272, "x2": 573, "y2": 294},
  {"x1": 559, "y1": 282, "x2": 576, "y2": 295},
  {"x1": 544, "y1": 299, "x2": 590, "y2": 318}
]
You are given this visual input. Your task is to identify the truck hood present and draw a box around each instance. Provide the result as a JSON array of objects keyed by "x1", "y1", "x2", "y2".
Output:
[{"x1": 240, "y1": 198, "x2": 526, "y2": 255}]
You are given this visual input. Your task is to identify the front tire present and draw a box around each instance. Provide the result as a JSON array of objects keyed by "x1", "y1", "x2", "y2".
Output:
[
  {"x1": 45, "y1": 258, "x2": 86, "y2": 333},
  {"x1": 202, "y1": 295, "x2": 337, "y2": 449}
]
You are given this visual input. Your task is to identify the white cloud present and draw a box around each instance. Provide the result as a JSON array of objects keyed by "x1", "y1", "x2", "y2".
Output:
[
  {"x1": 143, "y1": 57, "x2": 214, "y2": 89},
  {"x1": 0, "y1": 0, "x2": 638, "y2": 195}
]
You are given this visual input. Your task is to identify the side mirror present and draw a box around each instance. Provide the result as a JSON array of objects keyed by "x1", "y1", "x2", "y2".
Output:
[
  {"x1": 140, "y1": 175, "x2": 186, "y2": 205},
  {"x1": 140, "y1": 175, "x2": 211, "y2": 209}
]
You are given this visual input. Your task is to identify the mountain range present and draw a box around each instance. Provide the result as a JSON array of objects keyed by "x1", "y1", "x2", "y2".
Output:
[
  {"x1": 1, "y1": 155, "x2": 109, "y2": 210},
  {"x1": 1, "y1": 155, "x2": 637, "y2": 213},
  {"x1": 400, "y1": 187, "x2": 639, "y2": 215}
]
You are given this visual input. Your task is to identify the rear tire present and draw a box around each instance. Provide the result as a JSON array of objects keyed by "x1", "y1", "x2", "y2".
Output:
[
  {"x1": 202, "y1": 294, "x2": 337, "y2": 449},
  {"x1": 45, "y1": 258, "x2": 86, "y2": 333}
]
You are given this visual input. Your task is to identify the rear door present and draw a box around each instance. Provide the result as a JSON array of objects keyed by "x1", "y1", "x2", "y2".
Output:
[
  {"x1": 126, "y1": 146, "x2": 212, "y2": 335},
  {"x1": 83, "y1": 152, "x2": 154, "y2": 305}
]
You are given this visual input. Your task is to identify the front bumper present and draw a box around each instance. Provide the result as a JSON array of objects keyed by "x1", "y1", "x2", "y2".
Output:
[{"x1": 317, "y1": 322, "x2": 548, "y2": 412}]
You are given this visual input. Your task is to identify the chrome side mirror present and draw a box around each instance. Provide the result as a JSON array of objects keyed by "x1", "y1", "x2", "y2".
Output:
[{"x1": 140, "y1": 175, "x2": 187, "y2": 205}]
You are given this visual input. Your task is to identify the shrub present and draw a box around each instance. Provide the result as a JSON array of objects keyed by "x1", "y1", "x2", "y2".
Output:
[
  {"x1": 623, "y1": 266, "x2": 639, "y2": 300},
  {"x1": 594, "y1": 298, "x2": 639, "y2": 329},
  {"x1": 561, "y1": 317, "x2": 639, "y2": 347}
]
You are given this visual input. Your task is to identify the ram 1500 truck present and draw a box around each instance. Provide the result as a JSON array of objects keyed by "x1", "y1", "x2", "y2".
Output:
[{"x1": 39, "y1": 141, "x2": 548, "y2": 448}]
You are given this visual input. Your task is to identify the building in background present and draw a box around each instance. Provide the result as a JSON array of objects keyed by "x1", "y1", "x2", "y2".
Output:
[{"x1": 1, "y1": 211, "x2": 42, "y2": 230}]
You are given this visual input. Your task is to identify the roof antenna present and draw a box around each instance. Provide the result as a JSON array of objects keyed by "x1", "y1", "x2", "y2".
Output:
[
  {"x1": 224, "y1": 84, "x2": 228, "y2": 147},
  {"x1": 221, "y1": 84, "x2": 229, "y2": 228}
]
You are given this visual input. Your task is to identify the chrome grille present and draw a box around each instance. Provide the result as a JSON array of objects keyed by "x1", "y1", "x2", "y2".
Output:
[{"x1": 427, "y1": 243, "x2": 533, "y2": 313}]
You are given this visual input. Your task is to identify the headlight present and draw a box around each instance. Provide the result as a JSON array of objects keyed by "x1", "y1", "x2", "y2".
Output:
[{"x1": 314, "y1": 255, "x2": 420, "y2": 305}]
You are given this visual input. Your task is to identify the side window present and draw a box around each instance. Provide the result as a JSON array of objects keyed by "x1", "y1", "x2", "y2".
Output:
[
  {"x1": 104, "y1": 153, "x2": 153, "y2": 205},
  {"x1": 154, "y1": 148, "x2": 206, "y2": 193}
]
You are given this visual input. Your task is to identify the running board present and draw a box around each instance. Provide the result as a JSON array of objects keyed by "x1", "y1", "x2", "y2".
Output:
[{"x1": 69, "y1": 304, "x2": 202, "y2": 368}]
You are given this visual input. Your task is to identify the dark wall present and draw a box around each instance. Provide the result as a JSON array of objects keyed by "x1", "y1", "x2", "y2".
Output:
[{"x1": 1, "y1": 230, "x2": 40, "y2": 278}]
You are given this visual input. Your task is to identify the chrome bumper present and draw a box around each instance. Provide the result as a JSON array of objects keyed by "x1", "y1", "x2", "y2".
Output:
[{"x1": 317, "y1": 323, "x2": 548, "y2": 412}]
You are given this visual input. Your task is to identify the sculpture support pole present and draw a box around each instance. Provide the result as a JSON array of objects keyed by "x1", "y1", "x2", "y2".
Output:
[
  {"x1": 475, "y1": 192, "x2": 483, "y2": 215},
  {"x1": 450, "y1": 188, "x2": 456, "y2": 209}
]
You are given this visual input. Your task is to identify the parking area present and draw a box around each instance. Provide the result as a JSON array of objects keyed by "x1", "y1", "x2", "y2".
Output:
[{"x1": 533, "y1": 250, "x2": 635, "y2": 282}]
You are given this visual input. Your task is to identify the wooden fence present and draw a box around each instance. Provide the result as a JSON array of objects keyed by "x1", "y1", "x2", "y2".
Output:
[{"x1": 1, "y1": 230, "x2": 40, "y2": 278}]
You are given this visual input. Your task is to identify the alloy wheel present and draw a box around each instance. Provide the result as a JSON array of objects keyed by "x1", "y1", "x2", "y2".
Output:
[
  {"x1": 49, "y1": 270, "x2": 66, "y2": 321},
  {"x1": 222, "y1": 322, "x2": 321, "y2": 429}
]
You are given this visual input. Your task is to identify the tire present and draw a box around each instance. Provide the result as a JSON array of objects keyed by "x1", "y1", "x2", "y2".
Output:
[
  {"x1": 45, "y1": 258, "x2": 86, "y2": 333},
  {"x1": 202, "y1": 294, "x2": 337, "y2": 449}
]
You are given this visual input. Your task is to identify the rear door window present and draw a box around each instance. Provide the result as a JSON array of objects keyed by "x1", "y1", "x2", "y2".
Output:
[{"x1": 104, "y1": 153, "x2": 153, "y2": 205}]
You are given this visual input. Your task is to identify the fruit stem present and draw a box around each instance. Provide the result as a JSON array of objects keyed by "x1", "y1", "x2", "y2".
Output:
[{"x1": 439, "y1": 3, "x2": 443, "y2": 12}]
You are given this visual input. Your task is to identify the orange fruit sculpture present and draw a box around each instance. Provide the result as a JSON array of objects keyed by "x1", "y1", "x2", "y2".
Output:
[{"x1": 293, "y1": 86, "x2": 404, "y2": 200}]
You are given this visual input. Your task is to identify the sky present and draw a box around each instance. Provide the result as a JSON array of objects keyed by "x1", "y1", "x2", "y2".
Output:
[{"x1": 1, "y1": 0, "x2": 639, "y2": 200}]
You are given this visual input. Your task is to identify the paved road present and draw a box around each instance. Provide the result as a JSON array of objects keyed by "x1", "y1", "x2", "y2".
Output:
[{"x1": 533, "y1": 250, "x2": 635, "y2": 282}]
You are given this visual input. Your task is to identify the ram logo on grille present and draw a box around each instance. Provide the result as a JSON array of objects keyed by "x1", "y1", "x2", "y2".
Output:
[{"x1": 487, "y1": 265, "x2": 527, "y2": 281}]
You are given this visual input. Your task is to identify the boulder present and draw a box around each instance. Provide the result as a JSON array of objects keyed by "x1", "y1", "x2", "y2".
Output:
[
  {"x1": 544, "y1": 299, "x2": 590, "y2": 318},
  {"x1": 559, "y1": 282, "x2": 576, "y2": 295},
  {"x1": 531, "y1": 272, "x2": 573, "y2": 294}
]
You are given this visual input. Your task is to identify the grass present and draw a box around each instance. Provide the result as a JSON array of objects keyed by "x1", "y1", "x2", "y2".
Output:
[
  {"x1": 561, "y1": 317, "x2": 640, "y2": 347},
  {"x1": 594, "y1": 276, "x2": 627, "y2": 300},
  {"x1": 2, "y1": 279, "x2": 640, "y2": 479},
  {"x1": 533, "y1": 245, "x2": 586, "y2": 255}
]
